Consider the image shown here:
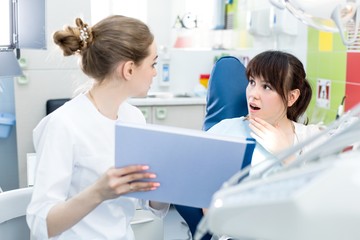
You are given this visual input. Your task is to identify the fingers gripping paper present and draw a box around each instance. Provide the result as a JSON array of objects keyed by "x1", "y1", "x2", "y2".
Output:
[{"x1": 115, "y1": 123, "x2": 255, "y2": 208}]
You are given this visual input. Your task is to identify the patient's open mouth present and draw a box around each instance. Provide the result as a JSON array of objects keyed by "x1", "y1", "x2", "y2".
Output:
[{"x1": 249, "y1": 104, "x2": 260, "y2": 110}]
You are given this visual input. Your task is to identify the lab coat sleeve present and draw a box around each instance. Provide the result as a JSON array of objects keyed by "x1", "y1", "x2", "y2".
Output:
[{"x1": 27, "y1": 115, "x2": 75, "y2": 239}]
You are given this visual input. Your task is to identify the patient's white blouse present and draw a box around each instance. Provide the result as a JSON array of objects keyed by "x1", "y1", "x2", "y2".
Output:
[
  {"x1": 208, "y1": 117, "x2": 323, "y2": 173},
  {"x1": 27, "y1": 94, "x2": 167, "y2": 240}
]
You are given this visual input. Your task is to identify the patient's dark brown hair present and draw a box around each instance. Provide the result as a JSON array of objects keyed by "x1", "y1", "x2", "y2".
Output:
[{"x1": 246, "y1": 50, "x2": 312, "y2": 123}]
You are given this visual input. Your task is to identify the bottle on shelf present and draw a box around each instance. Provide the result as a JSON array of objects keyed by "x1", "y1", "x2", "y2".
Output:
[{"x1": 157, "y1": 46, "x2": 171, "y2": 87}]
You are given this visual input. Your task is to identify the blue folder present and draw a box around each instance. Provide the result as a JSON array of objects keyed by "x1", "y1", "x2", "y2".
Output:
[{"x1": 115, "y1": 123, "x2": 255, "y2": 208}]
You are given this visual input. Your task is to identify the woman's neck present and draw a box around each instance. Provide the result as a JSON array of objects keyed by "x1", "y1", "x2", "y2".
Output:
[
  {"x1": 274, "y1": 117, "x2": 294, "y2": 134},
  {"x1": 87, "y1": 82, "x2": 128, "y2": 120}
]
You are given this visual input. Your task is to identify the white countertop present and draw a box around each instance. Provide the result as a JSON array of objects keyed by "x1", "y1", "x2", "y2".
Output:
[{"x1": 128, "y1": 97, "x2": 206, "y2": 106}]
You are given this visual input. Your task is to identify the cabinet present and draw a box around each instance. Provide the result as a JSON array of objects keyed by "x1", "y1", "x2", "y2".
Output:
[
  {"x1": 138, "y1": 105, "x2": 205, "y2": 130},
  {"x1": 129, "y1": 98, "x2": 206, "y2": 130}
]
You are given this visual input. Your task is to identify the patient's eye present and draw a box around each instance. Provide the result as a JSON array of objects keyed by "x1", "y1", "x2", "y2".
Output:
[
  {"x1": 263, "y1": 83, "x2": 272, "y2": 90},
  {"x1": 248, "y1": 79, "x2": 255, "y2": 86}
]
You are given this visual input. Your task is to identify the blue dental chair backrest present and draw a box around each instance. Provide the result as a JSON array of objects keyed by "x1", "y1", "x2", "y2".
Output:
[
  {"x1": 203, "y1": 56, "x2": 249, "y2": 130},
  {"x1": 175, "y1": 56, "x2": 249, "y2": 240}
]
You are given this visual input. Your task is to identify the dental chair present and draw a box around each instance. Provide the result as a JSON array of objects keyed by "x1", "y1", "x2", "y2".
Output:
[
  {"x1": 174, "y1": 56, "x2": 249, "y2": 240},
  {"x1": 0, "y1": 187, "x2": 33, "y2": 240},
  {"x1": 202, "y1": 56, "x2": 249, "y2": 131}
]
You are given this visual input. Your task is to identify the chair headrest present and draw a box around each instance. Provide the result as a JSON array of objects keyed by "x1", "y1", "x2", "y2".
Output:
[{"x1": 203, "y1": 56, "x2": 248, "y2": 131}]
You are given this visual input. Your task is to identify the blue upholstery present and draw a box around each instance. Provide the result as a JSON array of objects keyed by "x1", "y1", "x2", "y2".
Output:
[
  {"x1": 175, "y1": 56, "x2": 249, "y2": 240},
  {"x1": 203, "y1": 56, "x2": 249, "y2": 130}
]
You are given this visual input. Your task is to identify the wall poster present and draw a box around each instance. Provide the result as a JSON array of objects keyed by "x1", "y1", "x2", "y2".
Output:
[{"x1": 316, "y1": 78, "x2": 331, "y2": 109}]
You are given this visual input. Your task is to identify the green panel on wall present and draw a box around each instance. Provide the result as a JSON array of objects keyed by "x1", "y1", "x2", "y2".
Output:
[
  {"x1": 306, "y1": 78, "x2": 346, "y2": 125},
  {"x1": 306, "y1": 76, "x2": 344, "y2": 125},
  {"x1": 306, "y1": 52, "x2": 319, "y2": 79},
  {"x1": 317, "y1": 53, "x2": 334, "y2": 79},
  {"x1": 314, "y1": 52, "x2": 346, "y2": 81},
  {"x1": 307, "y1": 28, "x2": 319, "y2": 52},
  {"x1": 330, "y1": 52, "x2": 347, "y2": 81},
  {"x1": 332, "y1": 32, "x2": 347, "y2": 52},
  {"x1": 307, "y1": 67, "x2": 345, "y2": 125},
  {"x1": 306, "y1": 34, "x2": 347, "y2": 125}
]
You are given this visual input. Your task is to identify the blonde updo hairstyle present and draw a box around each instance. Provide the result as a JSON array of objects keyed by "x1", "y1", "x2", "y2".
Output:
[{"x1": 53, "y1": 15, "x2": 154, "y2": 82}]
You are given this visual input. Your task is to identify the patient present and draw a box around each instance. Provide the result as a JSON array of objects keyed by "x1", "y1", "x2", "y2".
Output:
[
  {"x1": 209, "y1": 50, "x2": 322, "y2": 167},
  {"x1": 197, "y1": 50, "x2": 324, "y2": 240}
]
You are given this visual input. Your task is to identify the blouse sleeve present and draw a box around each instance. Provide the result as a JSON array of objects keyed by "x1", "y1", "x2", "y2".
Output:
[
  {"x1": 26, "y1": 115, "x2": 75, "y2": 239},
  {"x1": 294, "y1": 122, "x2": 326, "y2": 155},
  {"x1": 207, "y1": 119, "x2": 236, "y2": 135}
]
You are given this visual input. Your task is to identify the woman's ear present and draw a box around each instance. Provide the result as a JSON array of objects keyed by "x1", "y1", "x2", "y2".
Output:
[
  {"x1": 121, "y1": 61, "x2": 134, "y2": 81},
  {"x1": 288, "y1": 89, "x2": 300, "y2": 107}
]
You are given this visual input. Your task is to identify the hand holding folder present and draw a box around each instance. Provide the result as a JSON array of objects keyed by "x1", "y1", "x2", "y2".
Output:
[{"x1": 115, "y1": 123, "x2": 255, "y2": 208}]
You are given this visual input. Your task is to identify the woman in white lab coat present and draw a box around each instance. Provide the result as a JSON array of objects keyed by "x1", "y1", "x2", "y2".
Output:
[{"x1": 26, "y1": 15, "x2": 169, "y2": 239}]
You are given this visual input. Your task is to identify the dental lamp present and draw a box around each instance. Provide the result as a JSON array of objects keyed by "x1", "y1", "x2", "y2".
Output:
[{"x1": 270, "y1": 0, "x2": 360, "y2": 45}]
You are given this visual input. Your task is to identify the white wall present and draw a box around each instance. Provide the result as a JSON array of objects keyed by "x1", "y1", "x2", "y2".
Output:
[{"x1": 146, "y1": 0, "x2": 308, "y2": 94}]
